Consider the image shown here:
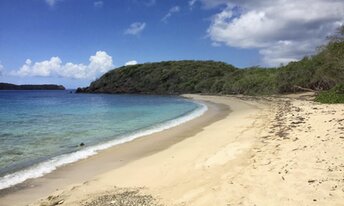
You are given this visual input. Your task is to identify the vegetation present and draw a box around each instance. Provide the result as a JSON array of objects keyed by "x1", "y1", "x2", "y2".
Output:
[
  {"x1": 77, "y1": 61, "x2": 278, "y2": 95},
  {"x1": 0, "y1": 83, "x2": 65, "y2": 90},
  {"x1": 277, "y1": 27, "x2": 344, "y2": 93},
  {"x1": 77, "y1": 26, "x2": 344, "y2": 101},
  {"x1": 315, "y1": 84, "x2": 344, "y2": 104}
]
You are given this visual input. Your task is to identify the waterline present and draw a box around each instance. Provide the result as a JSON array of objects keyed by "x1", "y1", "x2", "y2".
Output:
[{"x1": 0, "y1": 101, "x2": 207, "y2": 190}]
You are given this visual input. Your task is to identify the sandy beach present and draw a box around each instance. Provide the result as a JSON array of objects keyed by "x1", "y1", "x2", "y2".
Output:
[{"x1": 1, "y1": 94, "x2": 344, "y2": 206}]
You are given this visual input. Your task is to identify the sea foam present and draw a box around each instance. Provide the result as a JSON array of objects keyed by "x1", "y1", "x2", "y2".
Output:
[{"x1": 0, "y1": 101, "x2": 207, "y2": 190}]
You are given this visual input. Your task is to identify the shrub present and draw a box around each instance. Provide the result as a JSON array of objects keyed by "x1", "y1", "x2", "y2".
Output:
[{"x1": 315, "y1": 84, "x2": 344, "y2": 103}]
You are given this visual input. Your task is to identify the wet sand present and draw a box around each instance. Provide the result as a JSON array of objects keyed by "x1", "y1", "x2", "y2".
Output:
[
  {"x1": 0, "y1": 99, "x2": 229, "y2": 206},
  {"x1": 2, "y1": 94, "x2": 344, "y2": 206}
]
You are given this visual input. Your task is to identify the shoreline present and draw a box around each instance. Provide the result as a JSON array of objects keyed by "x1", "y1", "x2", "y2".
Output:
[
  {"x1": 0, "y1": 97, "x2": 207, "y2": 191},
  {"x1": 0, "y1": 98, "x2": 229, "y2": 206},
  {"x1": 2, "y1": 94, "x2": 343, "y2": 205}
]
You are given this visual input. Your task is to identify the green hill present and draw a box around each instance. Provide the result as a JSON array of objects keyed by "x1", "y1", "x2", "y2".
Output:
[
  {"x1": 77, "y1": 27, "x2": 344, "y2": 99},
  {"x1": 79, "y1": 61, "x2": 234, "y2": 94}
]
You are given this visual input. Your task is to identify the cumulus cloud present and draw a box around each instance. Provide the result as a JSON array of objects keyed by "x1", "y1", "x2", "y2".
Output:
[
  {"x1": 206, "y1": 0, "x2": 344, "y2": 66},
  {"x1": 125, "y1": 60, "x2": 138, "y2": 66},
  {"x1": 94, "y1": 1, "x2": 103, "y2": 8},
  {"x1": 162, "y1": 6, "x2": 180, "y2": 22},
  {"x1": 11, "y1": 51, "x2": 114, "y2": 79},
  {"x1": 125, "y1": 22, "x2": 146, "y2": 35}
]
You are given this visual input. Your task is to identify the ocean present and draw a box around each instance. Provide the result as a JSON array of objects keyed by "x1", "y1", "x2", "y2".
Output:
[{"x1": 0, "y1": 90, "x2": 206, "y2": 190}]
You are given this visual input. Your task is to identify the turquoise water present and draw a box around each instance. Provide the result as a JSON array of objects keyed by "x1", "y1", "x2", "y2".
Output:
[{"x1": 0, "y1": 91, "x2": 206, "y2": 190}]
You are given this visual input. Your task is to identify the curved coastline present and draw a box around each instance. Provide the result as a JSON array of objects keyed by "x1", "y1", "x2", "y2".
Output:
[
  {"x1": 0, "y1": 99, "x2": 208, "y2": 191},
  {"x1": 0, "y1": 98, "x2": 229, "y2": 206},
  {"x1": 0, "y1": 96, "x2": 230, "y2": 206}
]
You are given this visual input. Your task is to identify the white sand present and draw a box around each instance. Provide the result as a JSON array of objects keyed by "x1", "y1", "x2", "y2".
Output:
[{"x1": 1, "y1": 94, "x2": 344, "y2": 206}]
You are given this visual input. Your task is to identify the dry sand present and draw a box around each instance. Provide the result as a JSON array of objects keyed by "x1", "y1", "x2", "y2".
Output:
[{"x1": 1, "y1": 94, "x2": 343, "y2": 206}]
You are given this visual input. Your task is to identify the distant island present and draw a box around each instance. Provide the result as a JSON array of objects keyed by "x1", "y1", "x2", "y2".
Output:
[{"x1": 0, "y1": 83, "x2": 65, "y2": 90}]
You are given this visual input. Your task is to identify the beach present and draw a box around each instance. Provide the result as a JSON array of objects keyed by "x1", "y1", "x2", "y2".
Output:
[{"x1": 1, "y1": 94, "x2": 344, "y2": 206}]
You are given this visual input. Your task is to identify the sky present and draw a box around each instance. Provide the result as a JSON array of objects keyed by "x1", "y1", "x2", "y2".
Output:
[{"x1": 0, "y1": 0, "x2": 343, "y2": 88}]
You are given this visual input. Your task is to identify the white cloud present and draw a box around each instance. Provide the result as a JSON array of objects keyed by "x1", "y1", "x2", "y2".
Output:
[
  {"x1": 15, "y1": 57, "x2": 62, "y2": 77},
  {"x1": 125, "y1": 60, "x2": 138, "y2": 66},
  {"x1": 162, "y1": 6, "x2": 180, "y2": 22},
  {"x1": 11, "y1": 51, "x2": 114, "y2": 79},
  {"x1": 88, "y1": 51, "x2": 113, "y2": 73},
  {"x1": 189, "y1": 0, "x2": 197, "y2": 9},
  {"x1": 211, "y1": 42, "x2": 221, "y2": 47},
  {"x1": 45, "y1": 0, "x2": 59, "y2": 7},
  {"x1": 125, "y1": 22, "x2": 146, "y2": 35},
  {"x1": 206, "y1": 0, "x2": 344, "y2": 66},
  {"x1": 94, "y1": 1, "x2": 103, "y2": 8},
  {"x1": 0, "y1": 62, "x2": 3, "y2": 76}
]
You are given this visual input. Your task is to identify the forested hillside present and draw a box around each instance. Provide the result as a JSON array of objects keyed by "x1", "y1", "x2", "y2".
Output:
[{"x1": 77, "y1": 27, "x2": 344, "y2": 97}]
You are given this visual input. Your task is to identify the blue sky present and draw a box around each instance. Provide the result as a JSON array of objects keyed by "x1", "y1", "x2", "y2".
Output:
[{"x1": 0, "y1": 0, "x2": 343, "y2": 88}]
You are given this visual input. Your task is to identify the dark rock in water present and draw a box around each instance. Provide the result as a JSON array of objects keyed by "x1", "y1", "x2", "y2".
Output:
[
  {"x1": 75, "y1": 87, "x2": 87, "y2": 93},
  {"x1": 80, "y1": 142, "x2": 85, "y2": 147}
]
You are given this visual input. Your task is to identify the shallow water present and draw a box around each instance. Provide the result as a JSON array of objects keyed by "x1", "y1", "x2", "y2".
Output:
[{"x1": 0, "y1": 90, "x2": 206, "y2": 189}]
